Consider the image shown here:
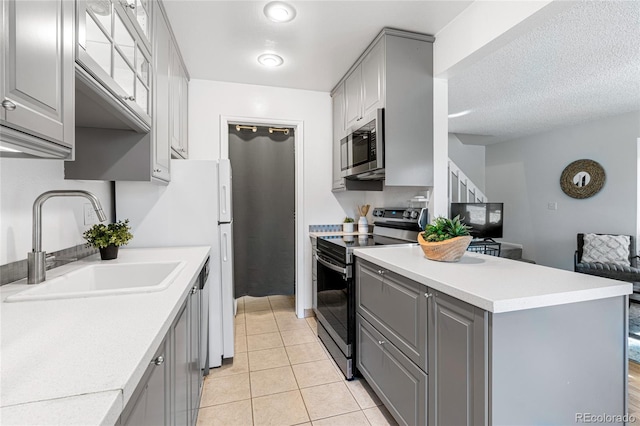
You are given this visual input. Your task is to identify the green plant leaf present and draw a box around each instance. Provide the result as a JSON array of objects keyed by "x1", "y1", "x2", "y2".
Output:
[
  {"x1": 421, "y1": 215, "x2": 471, "y2": 242},
  {"x1": 83, "y1": 219, "x2": 133, "y2": 249}
]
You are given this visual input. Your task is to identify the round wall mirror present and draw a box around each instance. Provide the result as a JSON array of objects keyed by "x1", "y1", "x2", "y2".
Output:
[{"x1": 560, "y1": 159, "x2": 605, "y2": 199}]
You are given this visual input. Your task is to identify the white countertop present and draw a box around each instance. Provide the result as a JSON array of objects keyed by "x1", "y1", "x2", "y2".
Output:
[
  {"x1": 0, "y1": 246, "x2": 210, "y2": 425},
  {"x1": 353, "y1": 245, "x2": 632, "y2": 313},
  {"x1": 309, "y1": 231, "x2": 372, "y2": 238}
]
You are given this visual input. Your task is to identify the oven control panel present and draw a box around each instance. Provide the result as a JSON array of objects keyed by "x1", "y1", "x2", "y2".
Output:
[{"x1": 372, "y1": 207, "x2": 428, "y2": 229}]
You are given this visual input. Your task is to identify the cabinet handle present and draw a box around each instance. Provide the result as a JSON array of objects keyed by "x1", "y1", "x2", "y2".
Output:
[
  {"x1": 124, "y1": 2, "x2": 135, "y2": 8},
  {"x1": 425, "y1": 293, "x2": 433, "y2": 299},
  {"x1": 191, "y1": 286, "x2": 197, "y2": 295},
  {"x1": 377, "y1": 270, "x2": 385, "y2": 275},
  {"x1": 152, "y1": 355, "x2": 164, "y2": 365},
  {"x1": 1, "y1": 99, "x2": 16, "y2": 111},
  {"x1": 378, "y1": 340, "x2": 385, "y2": 345},
  {"x1": 153, "y1": 168, "x2": 161, "y2": 173},
  {"x1": 123, "y1": 95, "x2": 136, "y2": 102}
]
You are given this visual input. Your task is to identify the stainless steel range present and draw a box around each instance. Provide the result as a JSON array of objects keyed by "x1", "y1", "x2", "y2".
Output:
[{"x1": 315, "y1": 207, "x2": 427, "y2": 379}]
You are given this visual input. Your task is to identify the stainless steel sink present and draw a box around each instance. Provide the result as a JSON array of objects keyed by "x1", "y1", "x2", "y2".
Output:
[{"x1": 5, "y1": 261, "x2": 186, "y2": 302}]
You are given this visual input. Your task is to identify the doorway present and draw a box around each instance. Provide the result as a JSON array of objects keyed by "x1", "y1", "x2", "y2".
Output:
[{"x1": 228, "y1": 124, "x2": 295, "y2": 298}]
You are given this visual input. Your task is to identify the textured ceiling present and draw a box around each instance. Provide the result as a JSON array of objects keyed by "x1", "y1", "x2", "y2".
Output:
[
  {"x1": 448, "y1": 0, "x2": 640, "y2": 144},
  {"x1": 162, "y1": 0, "x2": 472, "y2": 91}
]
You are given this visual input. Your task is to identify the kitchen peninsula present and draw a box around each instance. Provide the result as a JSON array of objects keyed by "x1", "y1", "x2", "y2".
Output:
[{"x1": 353, "y1": 245, "x2": 631, "y2": 425}]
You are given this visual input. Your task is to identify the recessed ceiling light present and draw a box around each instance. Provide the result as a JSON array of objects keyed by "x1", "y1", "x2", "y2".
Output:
[
  {"x1": 258, "y1": 53, "x2": 284, "y2": 67},
  {"x1": 264, "y1": 1, "x2": 296, "y2": 23},
  {"x1": 448, "y1": 109, "x2": 472, "y2": 119}
]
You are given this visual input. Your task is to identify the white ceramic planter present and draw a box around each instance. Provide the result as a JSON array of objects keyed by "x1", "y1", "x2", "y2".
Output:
[{"x1": 343, "y1": 222, "x2": 355, "y2": 233}]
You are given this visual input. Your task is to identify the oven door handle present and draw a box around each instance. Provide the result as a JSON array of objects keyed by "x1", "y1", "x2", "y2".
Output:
[{"x1": 315, "y1": 254, "x2": 351, "y2": 279}]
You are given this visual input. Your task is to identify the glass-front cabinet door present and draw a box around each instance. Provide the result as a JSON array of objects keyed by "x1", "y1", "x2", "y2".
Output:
[
  {"x1": 77, "y1": 0, "x2": 151, "y2": 125},
  {"x1": 120, "y1": 0, "x2": 151, "y2": 49}
]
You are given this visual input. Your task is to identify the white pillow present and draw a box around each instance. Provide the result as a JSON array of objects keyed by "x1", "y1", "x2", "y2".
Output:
[{"x1": 582, "y1": 233, "x2": 630, "y2": 266}]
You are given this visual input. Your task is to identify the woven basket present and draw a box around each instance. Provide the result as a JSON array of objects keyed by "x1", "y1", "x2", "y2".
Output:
[{"x1": 417, "y1": 234, "x2": 472, "y2": 262}]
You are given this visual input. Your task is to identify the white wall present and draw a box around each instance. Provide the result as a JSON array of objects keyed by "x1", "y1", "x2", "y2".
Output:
[
  {"x1": 0, "y1": 159, "x2": 113, "y2": 265},
  {"x1": 188, "y1": 79, "x2": 361, "y2": 312},
  {"x1": 485, "y1": 111, "x2": 640, "y2": 270},
  {"x1": 448, "y1": 133, "x2": 486, "y2": 193}
]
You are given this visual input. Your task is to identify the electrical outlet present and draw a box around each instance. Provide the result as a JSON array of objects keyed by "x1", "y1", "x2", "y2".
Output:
[
  {"x1": 84, "y1": 203, "x2": 98, "y2": 225},
  {"x1": 547, "y1": 202, "x2": 558, "y2": 211}
]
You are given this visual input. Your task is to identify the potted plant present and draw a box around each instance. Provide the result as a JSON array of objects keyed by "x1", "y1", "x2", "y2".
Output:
[
  {"x1": 418, "y1": 216, "x2": 472, "y2": 262},
  {"x1": 343, "y1": 217, "x2": 355, "y2": 233},
  {"x1": 83, "y1": 219, "x2": 133, "y2": 260}
]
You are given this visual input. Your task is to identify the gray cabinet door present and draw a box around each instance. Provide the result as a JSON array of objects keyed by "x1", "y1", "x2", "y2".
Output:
[
  {"x1": 357, "y1": 260, "x2": 427, "y2": 371},
  {"x1": 169, "y1": 40, "x2": 189, "y2": 159},
  {"x1": 152, "y1": 3, "x2": 171, "y2": 182},
  {"x1": 172, "y1": 301, "x2": 190, "y2": 426},
  {"x1": 344, "y1": 66, "x2": 362, "y2": 130},
  {"x1": 361, "y1": 38, "x2": 385, "y2": 118},
  {"x1": 331, "y1": 84, "x2": 346, "y2": 191},
  {"x1": 357, "y1": 314, "x2": 427, "y2": 426},
  {"x1": 189, "y1": 285, "x2": 201, "y2": 424},
  {"x1": 122, "y1": 336, "x2": 169, "y2": 426},
  {"x1": 1, "y1": 0, "x2": 73, "y2": 148},
  {"x1": 179, "y1": 65, "x2": 189, "y2": 158},
  {"x1": 428, "y1": 291, "x2": 488, "y2": 426}
]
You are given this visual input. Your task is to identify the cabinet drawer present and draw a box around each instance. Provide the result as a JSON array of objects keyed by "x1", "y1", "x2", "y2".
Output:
[
  {"x1": 357, "y1": 314, "x2": 427, "y2": 426},
  {"x1": 356, "y1": 259, "x2": 427, "y2": 371}
]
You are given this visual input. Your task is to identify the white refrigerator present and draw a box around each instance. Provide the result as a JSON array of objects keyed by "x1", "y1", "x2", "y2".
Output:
[{"x1": 115, "y1": 159, "x2": 235, "y2": 368}]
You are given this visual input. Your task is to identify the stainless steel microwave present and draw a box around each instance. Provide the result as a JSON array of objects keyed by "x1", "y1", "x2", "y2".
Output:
[{"x1": 341, "y1": 109, "x2": 384, "y2": 180}]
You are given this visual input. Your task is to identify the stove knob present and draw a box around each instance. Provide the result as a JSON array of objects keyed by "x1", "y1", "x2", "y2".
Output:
[
  {"x1": 410, "y1": 210, "x2": 419, "y2": 219},
  {"x1": 402, "y1": 210, "x2": 411, "y2": 219}
]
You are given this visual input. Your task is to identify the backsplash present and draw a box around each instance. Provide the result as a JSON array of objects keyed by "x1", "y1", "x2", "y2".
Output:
[
  {"x1": 0, "y1": 243, "x2": 98, "y2": 286},
  {"x1": 308, "y1": 224, "x2": 343, "y2": 233}
]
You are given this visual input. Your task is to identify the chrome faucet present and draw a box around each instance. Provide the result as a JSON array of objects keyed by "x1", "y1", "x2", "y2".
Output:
[{"x1": 28, "y1": 190, "x2": 107, "y2": 284}]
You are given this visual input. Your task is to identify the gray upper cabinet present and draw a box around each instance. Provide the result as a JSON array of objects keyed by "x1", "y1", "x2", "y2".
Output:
[
  {"x1": 120, "y1": 0, "x2": 151, "y2": 49},
  {"x1": 66, "y1": 0, "x2": 188, "y2": 183},
  {"x1": 0, "y1": 0, "x2": 74, "y2": 159},
  {"x1": 361, "y1": 39, "x2": 385, "y2": 119},
  {"x1": 170, "y1": 38, "x2": 189, "y2": 159},
  {"x1": 151, "y1": 2, "x2": 171, "y2": 181},
  {"x1": 331, "y1": 83, "x2": 346, "y2": 191},
  {"x1": 331, "y1": 28, "x2": 434, "y2": 187},
  {"x1": 344, "y1": 67, "x2": 363, "y2": 131},
  {"x1": 76, "y1": 0, "x2": 152, "y2": 128},
  {"x1": 343, "y1": 37, "x2": 384, "y2": 132}
]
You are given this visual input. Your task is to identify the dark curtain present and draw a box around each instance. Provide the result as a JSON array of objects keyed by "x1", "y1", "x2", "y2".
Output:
[{"x1": 229, "y1": 125, "x2": 295, "y2": 297}]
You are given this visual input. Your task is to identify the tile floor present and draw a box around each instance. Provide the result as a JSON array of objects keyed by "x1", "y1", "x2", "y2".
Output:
[{"x1": 197, "y1": 295, "x2": 398, "y2": 426}]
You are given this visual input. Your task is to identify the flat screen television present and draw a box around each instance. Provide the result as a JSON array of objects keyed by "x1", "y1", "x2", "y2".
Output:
[{"x1": 450, "y1": 202, "x2": 504, "y2": 239}]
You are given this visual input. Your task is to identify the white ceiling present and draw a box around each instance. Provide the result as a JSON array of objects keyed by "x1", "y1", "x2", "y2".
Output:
[
  {"x1": 162, "y1": 0, "x2": 472, "y2": 91},
  {"x1": 448, "y1": 0, "x2": 640, "y2": 144},
  {"x1": 163, "y1": 1, "x2": 640, "y2": 144}
]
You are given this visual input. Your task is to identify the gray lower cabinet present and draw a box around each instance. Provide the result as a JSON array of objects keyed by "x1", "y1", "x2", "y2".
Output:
[
  {"x1": 357, "y1": 314, "x2": 427, "y2": 426},
  {"x1": 189, "y1": 283, "x2": 201, "y2": 422},
  {"x1": 120, "y1": 272, "x2": 205, "y2": 426},
  {"x1": 0, "y1": 0, "x2": 74, "y2": 158},
  {"x1": 356, "y1": 258, "x2": 487, "y2": 426},
  {"x1": 173, "y1": 301, "x2": 190, "y2": 426},
  {"x1": 429, "y1": 290, "x2": 487, "y2": 426},
  {"x1": 121, "y1": 335, "x2": 169, "y2": 426},
  {"x1": 173, "y1": 281, "x2": 203, "y2": 426}
]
